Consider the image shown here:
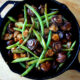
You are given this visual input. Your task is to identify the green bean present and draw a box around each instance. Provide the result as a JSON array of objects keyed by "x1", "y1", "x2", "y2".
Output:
[
  {"x1": 15, "y1": 22, "x2": 32, "y2": 28},
  {"x1": 67, "y1": 41, "x2": 76, "y2": 58},
  {"x1": 33, "y1": 29, "x2": 47, "y2": 49},
  {"x1": 14, "y1": 28, "x2": 22, "y2": 32},
  {"x1": 44, "y1": 4, "x2": 49, "y2": 27},
  {"x1": 6, "y1": 42, "x2": 19, "y2": 49},
  {"x1": 50, "y1": 9, "x2": 59, "y2": 11},
  {"x1": 35, "y1": 11, "x2": 59, "y2": 20},
  {"x1": 8, "y1": 16, "x2": 16, "y2": 22},
  {"x1": 11, "y1": 49, "x2": 25, "y2": 53},
  {"x1": 19, "y1": 62, "x2": 26, "y2": 68},
  {"x1": 43, "y1": 15, "x2": 53, "y2": 24},
  {"x1": 36, "y1": 49, "x2": 47, "y2": 67},
  {"x1": 46, "y1": 31, "x2": 52, "y2": 47},
  {"x1": 62, "y1": 48, "x2": 73, "y2": 51},
  {"x1": 25, "y1": 4, "x2": 44, "y2": 36},
  {"x1": 62, "y1": 45, "x2": 67, "y2": 48},
  {"x1": 22, "y1": 6, "x2": 27, "y2": 39},
  {"x1": 1, "y1": 20, "x2": 10, "y2": 39},
  {"x1": 21, "y1": 63, "x2": 35, "y2": 76},
  {"x1": 31, "y1": 17, "x2": 39, "y2": 29},
  {"x1": 12, "y1": 57, "x2": 36, "y2": 63},
  {"x1": 28, "y1": 58, "x2": 53, "y2": 65},
  {"x1": 57, "y1": 63, "x2": 64, "y2": 71},
  {"x1": 36, "y1": 31, "x2": 52, "y2": 67},
  {"x1": 18, "y1": 45, "x2": 38, "y2": 58}
]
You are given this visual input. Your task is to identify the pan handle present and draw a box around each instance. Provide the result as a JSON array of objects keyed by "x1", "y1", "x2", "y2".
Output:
[
  {"x1": 70, "y1": 28, "x2": 80, "y2": 71},
  {"x1": 0, "y1": 1, "x2": 19, "y2": 26}
]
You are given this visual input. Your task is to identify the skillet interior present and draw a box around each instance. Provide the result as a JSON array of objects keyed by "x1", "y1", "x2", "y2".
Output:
[{"x1": 0, "y1": 0, "x2": 79, "y2": 79}]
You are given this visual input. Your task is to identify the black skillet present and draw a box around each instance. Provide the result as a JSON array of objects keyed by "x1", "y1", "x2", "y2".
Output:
[{"x1": 0, "y1": 0, "x2": 80, "y2": 80}]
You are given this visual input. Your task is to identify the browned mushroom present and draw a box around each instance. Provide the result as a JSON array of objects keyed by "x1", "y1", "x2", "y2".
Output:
[
  {"x1": 38, "y1": 5, "x2": 45, "y2": 14},
  {"x1": 27, "y1": 39, "x2": 38, "y2": 50},
  {"x1": 56, "y1": 52, "x2": 66, "y2": 63},
  {"x1": 40, "y1": 61, "x2": 51, "y2": 72},
  {"x1": 52, "y1": 41, "x2": 62, "y2": 52},
  {"x1": 7, "y1": 40, "x2": 14, "y2": 46},
  {"x1": 61, "y1": 22, "x2": 71, "y2": 31},
  {"x1": 51, "y1": 15, "x2": 63, "y2": 25}
]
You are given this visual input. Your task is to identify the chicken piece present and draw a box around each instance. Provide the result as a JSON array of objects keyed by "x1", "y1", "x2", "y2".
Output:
[
  {"x1": 20, "y1": 53, "x2": 27, "y2": 58},
  {"x1": 17, "y1": 34, "x2": 22, "y2": 40},
  {"x1": 44, "y1": 28, "x2": 49, "y2": 35},
  {"x1": 38, "y1": 5, "x2": 45, "y2": 14},
  {"x1": 23, "y1": 29, "x2": 29, "y2": 38},
  {"x1": 15, "y1": 22, "x2": 23, "y2": 28},
  {"x1": 45, "y1": 49, "x2": 55, "y2": 57},
  {"x1": 7, "y1": 40, "x2": 13, "y2": 46},
  {"x1": 13, "y1": 54, "x2": 20, "y2": 59},
  {"x1": 18, "y1": 18, "x2": 24, "y2": 23},
  {"x1": 52, "y1": 33, "x2": 60, "y2": 41},
  {"x1": 4, "y1": 33, "x2": 14, "y2": 40},
  {"x1": 14, "y1": 31, "x2": 20, "y2": 38},
  {"x1": 51, "y1": 15, "x2": 63, "y2": 24},
  {"x1": 27, "y1": 5, "x2": 37, "y2": 17},
  {"x1": 56, "y1": 52, "x2": 66, "y2": 63},
  {"x1": 49, "y1": 24, "x2": 58, "y2": 32},
  {"x1": 52, "y1": 41, "x2": 62, "y2": 52},
  {"x1": 27, "y1": 39, "x2": 38, "y2": 50},
  {"x1": 40, "y1": 61, "x2": 51, "y2": 72},
  {"x1": 19, "y1": 39, "x2": 23, "y2": 44}
]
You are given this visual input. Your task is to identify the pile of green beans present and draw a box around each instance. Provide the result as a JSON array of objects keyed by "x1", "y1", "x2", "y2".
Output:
[{"x1": 4, "y1": 3, "x2": 76, "y2": 77}]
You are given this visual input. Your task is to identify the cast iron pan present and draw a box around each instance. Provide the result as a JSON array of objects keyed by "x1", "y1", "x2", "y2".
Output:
[{"x1": 0, "y1": 0, "x2": 80, "y2": 80}]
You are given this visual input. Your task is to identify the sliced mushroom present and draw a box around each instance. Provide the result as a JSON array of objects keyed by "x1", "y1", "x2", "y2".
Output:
[{"x1": 27, "y1": 39, "x2": 38, "y2": 50}]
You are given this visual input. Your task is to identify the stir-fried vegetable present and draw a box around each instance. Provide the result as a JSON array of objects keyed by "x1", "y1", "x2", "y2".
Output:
[
  {"x1": 33, "y1": 29, "x2": 47, "y2": 49},
  {"x1": 1, "y1": 20, "x2": 11, "y2": 39},
  {"x1": 12, "y1": 57, "x2": 37, "y2": 63},
  {"x1": 25, "y1": 4, "x2": 44, "y2": 36},
  {"x1": 8, "y1": 16, "x2": 16, "y2": 22},
  {"x1": 44, "y1": 4, "x2": 49, "y2": 27},
  {"x1": 2, "y1": 3, "x2": 76, "y2": 77},
  {"x1": 18, "y1": 45, "x2": 38, "y2": 58},
  {"x1": 22, "y1": 6, "x2": 27, "y2": 39},
  {"x1": 21, "y1": 63, "x2": 35, "y2": 76}
]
